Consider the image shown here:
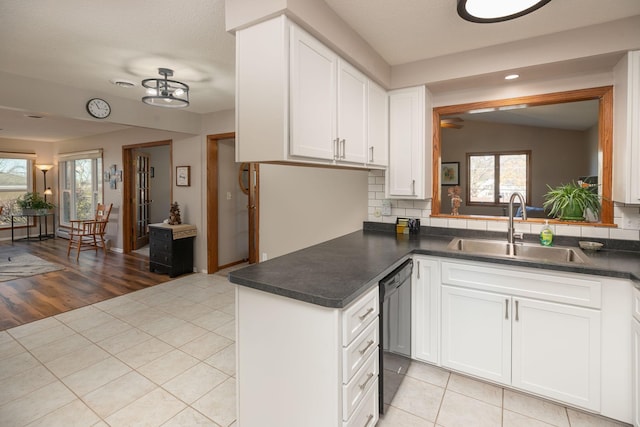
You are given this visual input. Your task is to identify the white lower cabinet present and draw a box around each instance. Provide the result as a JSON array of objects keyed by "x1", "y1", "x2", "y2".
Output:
[
  {"x1": 441, "y1": 286, "x2": 512, "y2": 384},
  {"x1": 412, "y1": 256, "x2": 440, "y2": 364},
  {"x1": 236, "y1": 284, "x2": 379, "y2": 427},
  {"x1": 633, "y1": 286, "x2": 640, "y2": 427},
  {"x1": 440, "y1": 260, "x2": 602, "y2": 412}
]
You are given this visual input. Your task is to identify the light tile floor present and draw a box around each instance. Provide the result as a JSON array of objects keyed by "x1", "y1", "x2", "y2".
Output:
[{"x1": 0, "y1": 272, "x2": 632, "y2": 426}]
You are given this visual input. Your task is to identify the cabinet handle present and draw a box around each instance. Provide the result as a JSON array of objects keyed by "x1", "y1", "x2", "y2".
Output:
[
  {"x1": 505, "y1": 299, "x2": 509, "y2": 320},
  {"x1": 412, "y1": 180, "x2": 416, "y2": 195},
  {"x1": 359, "y1": 372, "x2": 375, "y2": 390},
  {"x1": 359, "y1": 339, "x2": 375, "y2": 355},
  {"x1": 369, "y1": 146, "x2": 374, "y2": 163},
  {"x1": 359, "y1": 307, "x2": 374, "y2": 321},
  {"x1": 333, "y1": 138, "x2": 339, "y2": 159},
  {"x1": 515, "y1": 300, "x2": 519, "y2": 322},
  {"x1": 417, "y1": 261, "x2": 420, "y2": 279},
  {"x1": 364, "y1": 414, "x2": 374, "y2": 427},
  {"x1": 340, "y1": 139, "x2": 346, "y2": 159}
]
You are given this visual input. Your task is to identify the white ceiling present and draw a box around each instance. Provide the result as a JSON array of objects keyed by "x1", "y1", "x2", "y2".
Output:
[{"x1": 1, "y1": 0, "x2": 639, "y2": 141}]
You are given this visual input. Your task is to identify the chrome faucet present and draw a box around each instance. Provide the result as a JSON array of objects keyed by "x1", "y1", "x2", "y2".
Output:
[{"x1": 507, "y1": 192, "x2": 527, "y2": 247}]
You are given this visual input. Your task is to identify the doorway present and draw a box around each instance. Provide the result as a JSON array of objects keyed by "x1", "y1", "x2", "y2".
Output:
[
  {"x1": 207, "y1": 133, "x2": 259, "y2": 273},
  {"x1": 122, "y1": 140, "x2": 172, "y2": 253}
]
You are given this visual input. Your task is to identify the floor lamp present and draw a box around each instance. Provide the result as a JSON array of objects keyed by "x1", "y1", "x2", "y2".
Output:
[{"x1": 35, "y1": 164, "x2": 54, "y2": 237}]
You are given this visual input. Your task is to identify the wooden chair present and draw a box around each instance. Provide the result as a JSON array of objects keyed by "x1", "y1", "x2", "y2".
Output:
[{"x1": 67, "y1": 203, "x2": 113, "y2": 260}]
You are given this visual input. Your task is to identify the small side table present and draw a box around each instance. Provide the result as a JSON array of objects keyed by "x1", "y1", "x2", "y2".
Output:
[
  {"x1": 11, "y1": 212, "x2": 56, "y2": 242},
  {"x1": 149, "y1": 223, "x2": 196, "y2": 277}
]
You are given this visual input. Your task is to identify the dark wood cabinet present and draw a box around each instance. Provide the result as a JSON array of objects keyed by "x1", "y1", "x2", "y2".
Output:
[{"x1": 149, "y1": 223, "x2": 196, "y2": 278}]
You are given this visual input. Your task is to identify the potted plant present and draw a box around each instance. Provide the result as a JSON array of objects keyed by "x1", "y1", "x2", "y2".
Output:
[
  {"x1": 543, "y1": 182, "x2": 600, "y2": 221},
  {"x1": 16, "y1": 192, "x2": 55, "y2": 215}
]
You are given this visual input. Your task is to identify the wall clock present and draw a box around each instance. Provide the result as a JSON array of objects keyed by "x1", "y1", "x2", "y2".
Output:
[{"x1": 86, "y1": 98, "x2": 111, "y2": 119}]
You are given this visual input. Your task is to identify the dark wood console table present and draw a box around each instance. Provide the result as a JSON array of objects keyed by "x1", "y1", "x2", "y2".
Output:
[
  {"x1": 149, "y1": 223, "x2": 196, "y2": 277},
  {"x1": 11, "y1": 212, "x2": 56, "y2": 242}
]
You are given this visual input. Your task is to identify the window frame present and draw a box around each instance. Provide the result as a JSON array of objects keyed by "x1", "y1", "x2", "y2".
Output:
[
  {"x1": 57, "y1": 150, "x2": 103, "y2": 228},
  {"x1": 0, "y1": 153, "x2": 36, "y2": 228},
  {"x1": 465, "y1": 150, "x2": 531, "y2": 207}
]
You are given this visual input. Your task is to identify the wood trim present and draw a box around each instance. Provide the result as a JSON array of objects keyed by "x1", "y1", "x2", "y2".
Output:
[
  {"x1": 207, "y1": 132, "x2": 259, "y2": 273},
  {"x1": 206, "y1": 135, "x2": 220, "y2": 273},
  {"x1": 122, "y1": 140, "x2": 172, "y2": 253},
  {"x1": 432, "y1": 86, "x2": 614, "y2": 225}
]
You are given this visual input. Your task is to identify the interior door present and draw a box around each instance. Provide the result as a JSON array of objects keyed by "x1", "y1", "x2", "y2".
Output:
[{"x1": 134, "y1": 150, "x2": 151, "y2": 249}]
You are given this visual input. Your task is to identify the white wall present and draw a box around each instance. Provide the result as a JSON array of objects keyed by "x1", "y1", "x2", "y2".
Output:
[
  {"x1": 260, "y1": 164, "x2": 368, "y2": 259},
  {"x1": 146, "y1": 145, "x2": 171, "y2": 225}
]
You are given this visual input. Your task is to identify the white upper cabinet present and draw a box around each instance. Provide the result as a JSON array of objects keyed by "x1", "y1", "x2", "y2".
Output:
[
  {"x1": 367, "y1": 80, "x2": 388, "y2": 167},
  {"x1": 613, "y1": 50, "x2": 640, "y2": 204},
  {"x1": 387, "y1": 86, "x2": 431, "y2": 199},
  {"x1": 290, "y1": 25, "x2": 337, "y2": 161},
  {"x1": 336, "y1": 60, "x2": 368, "y2": 164},
  {"x1": 236, "y1": 15, "x2": 385, "y2": 169}
]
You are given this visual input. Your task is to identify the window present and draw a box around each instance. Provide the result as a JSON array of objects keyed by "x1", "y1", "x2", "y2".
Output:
[
  {"x1": 467, "y1": 151, "x2": 530, "y2": 205},
  {"x1": 58, "y1": 150, "x2": 103, "y2": 227},
  {"x1": 0, "y1": 153, "x2": 35, "y2": 226}
]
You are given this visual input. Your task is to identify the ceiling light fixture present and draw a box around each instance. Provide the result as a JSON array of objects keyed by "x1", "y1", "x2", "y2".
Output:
[
  {"x1": 141, "y1": 68, "x2": 189, "y2": 108},
  {"x1": 457, "y1": 0, "x2": 552, "y2": 23},
  {"x1": 505, "y1": 74, "x2": 520, "y2": 80}
]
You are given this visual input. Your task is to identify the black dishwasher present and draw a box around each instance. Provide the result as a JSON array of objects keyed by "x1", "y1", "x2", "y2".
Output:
[{"x1": 379, "y1": 258, "x2": 413, "y2": 414}]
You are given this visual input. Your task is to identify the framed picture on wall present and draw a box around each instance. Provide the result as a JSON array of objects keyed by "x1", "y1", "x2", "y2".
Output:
[
  {"x1": 176, "y1": 166, "x2": 190, "y2": 187},
  {"x1": 441, "y1": 162, "x2": 460, "y2": 186}
]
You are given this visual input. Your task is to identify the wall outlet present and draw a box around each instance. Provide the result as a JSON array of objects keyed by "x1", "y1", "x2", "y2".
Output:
[
  {"x1": 261, "y1": 252, "x2": 268, "y2": 262},
  {"x1": 226, "y1": 191, "x2": 232, "y2": 200}
]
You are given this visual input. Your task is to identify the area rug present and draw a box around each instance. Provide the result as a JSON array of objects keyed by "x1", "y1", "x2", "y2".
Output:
[{"x1": 0, "y1": 254, "x2": 65, "y2": 282}]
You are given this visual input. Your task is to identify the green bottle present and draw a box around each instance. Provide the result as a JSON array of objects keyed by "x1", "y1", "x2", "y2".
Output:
[{"x1": 540, "y1": 220, "x2": 553, "y2": 246}]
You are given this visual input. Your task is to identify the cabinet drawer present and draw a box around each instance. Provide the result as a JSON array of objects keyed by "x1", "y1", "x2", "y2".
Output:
[
  {"x1": 342, "y1": 286, "x2": 379, "y2": 346},
  {"x1": 343, "y1": 349, "x2": 378, "y2": 421},
  {"x1": 441, "y1": 261, "x2": 602, "y2": 308},
  {"x1": 149, "y1": 228, "x2": 172, "y2": 242},
  {"x1": 633, "y1": 286, "x2": 640, "y2": 322},
  {"x1": 343, "y1": 377, "x2": 378, "y2": 427},
  {"x1": 343, "y1": 320, "x2": 378, "y2": 383}
]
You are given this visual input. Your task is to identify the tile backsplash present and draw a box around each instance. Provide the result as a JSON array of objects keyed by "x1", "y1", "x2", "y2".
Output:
[{"x1": 368, "y1": 170, "x2": 640, "y2": 241}]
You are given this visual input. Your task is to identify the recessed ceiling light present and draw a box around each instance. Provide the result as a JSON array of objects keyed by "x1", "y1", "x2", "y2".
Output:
[
  {"x1": 457, "y1": 0, "x2": 552, "y2": 23},
  {"x1": 505, "y1": 74, "x2": 520, "y2": 80},
  {"x1": 110, "y1": 79, "x2": 136, "y2": 88}
]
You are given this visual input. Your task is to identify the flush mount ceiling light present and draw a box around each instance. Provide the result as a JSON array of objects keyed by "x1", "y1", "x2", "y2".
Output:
[
  {"x1": 505, "y1": 74, "x2": 520, "y2": 80},
  {"x1": 141, "y1": 68, "x2": 189, "y2": 108},
  {"x1": 457, "y1": 0, "x2": 552, "y2": 23},
  {"x1": 110, "y1": 78, "x2": 136, "y2": 88}
]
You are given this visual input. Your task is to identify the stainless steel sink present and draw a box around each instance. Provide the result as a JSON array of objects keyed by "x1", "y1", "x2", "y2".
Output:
[{"x1": 447, "y1": 238, "x2": 590, "y2": 264}]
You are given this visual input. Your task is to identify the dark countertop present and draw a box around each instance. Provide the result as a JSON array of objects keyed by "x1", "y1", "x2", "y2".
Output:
[{"x1": 228, "y1": 226, "x2": 640, "y2": 309}]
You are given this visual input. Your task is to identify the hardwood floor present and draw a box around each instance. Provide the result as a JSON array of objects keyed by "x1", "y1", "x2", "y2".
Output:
[{"x1": 0, "y1": 238, "x2": 175, "y2": 331}]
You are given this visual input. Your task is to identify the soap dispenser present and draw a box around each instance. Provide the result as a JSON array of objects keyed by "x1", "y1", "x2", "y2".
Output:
[{"x1": 540, "y1": 220, "x2": 553, "y2": 246}]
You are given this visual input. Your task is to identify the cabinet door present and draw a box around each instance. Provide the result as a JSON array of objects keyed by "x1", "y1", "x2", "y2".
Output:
[
  {"x1": 441, "y1": 285, "x2": 511, "y2": 384},
  {"x1": 290, "y1": 25, "x2": 336, "y2": 160},
  {"x1": 388, "y1": 86, "x2": 425, "y2": 198},
  {"x1": 367, "y1": 80, "x2": 388, "y2": 168},
  {"x1": 337, "y1": 60, "x2": 367, "y2": 164},
  {"x1": 633, "y1": 318, "x2": 640, "y2": 427},
  {"x1": 412, "y1": 256, "x2": 439, "y2": 364},
  {"x1": 512, "y1": 297, "x2": 601, "y2": 411}
]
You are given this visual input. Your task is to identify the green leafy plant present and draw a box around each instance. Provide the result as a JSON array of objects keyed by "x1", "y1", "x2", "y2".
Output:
[
  {"x1": 543, "y1": 182, "x2": 600, "y2": 221},
  {"x1": 16, "y1": 192, "x2": 54, "y2": 211}
]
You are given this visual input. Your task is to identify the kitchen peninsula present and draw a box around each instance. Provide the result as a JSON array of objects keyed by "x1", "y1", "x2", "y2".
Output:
[{"x1": 229, "y1": 224, "x2": 640, "y2": 427}]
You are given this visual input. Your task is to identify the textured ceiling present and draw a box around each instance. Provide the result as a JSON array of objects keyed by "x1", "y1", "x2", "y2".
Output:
[{"x1": 0, "y1": 0, "x2": 639, "y2": 141}]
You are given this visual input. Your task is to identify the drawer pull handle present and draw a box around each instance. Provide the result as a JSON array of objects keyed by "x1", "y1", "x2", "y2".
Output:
[
  {"x1": 364, "y1": 414, "x2": 374, "y2": 427},
  {"x1": 359, "y1": 339, "x2": 375, "y2": 355},
  {"x1": 358, "y1": 307, "x2": 374, "y2": 321},
  {"x1": 359, "y1": 372, "x2": 375, "y2": 390}
]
